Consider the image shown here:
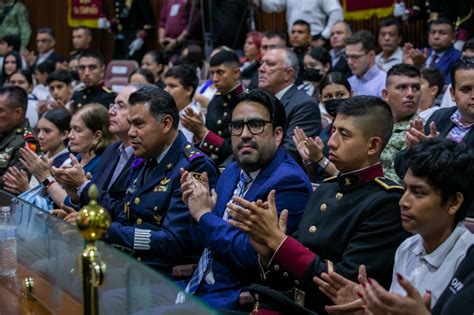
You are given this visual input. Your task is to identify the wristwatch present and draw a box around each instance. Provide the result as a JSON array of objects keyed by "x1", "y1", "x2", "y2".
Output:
[
  {"x1": 41, "y1": 175, "x2": 56, "y2": 188},
  {"x1": 318, "y1": 157, "x2": 330, "y2": 169}
]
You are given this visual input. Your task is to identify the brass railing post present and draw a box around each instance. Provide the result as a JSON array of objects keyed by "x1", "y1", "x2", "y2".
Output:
[{"x1": 77, "y1": 185, "x2": 111, "y2": 315}]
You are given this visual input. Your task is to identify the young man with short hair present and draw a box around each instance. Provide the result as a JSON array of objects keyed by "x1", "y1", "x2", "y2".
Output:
[
  {"x1": 418, "y1": 68, "x2": 445, "y2": 123},
  {"x1": 181, "y1": 50, "x2": 243, "y2": 166},
  {"x1": 229, "y1": 95, "x2": 409, "y2": 314},
  {"x1": 346, "y1": 30, "x2": 387, "y2": 97}
]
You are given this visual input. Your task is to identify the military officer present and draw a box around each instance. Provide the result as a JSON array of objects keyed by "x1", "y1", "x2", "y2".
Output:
[
  {"x1": 104, "y1": 85, "x2": 219, "y2": 273},
  {"x1": 70, "y1": 50, "x2": 116, "y2": 112},
  {"x1": 228, "y1": 96, "x2": 410, "y2": 314},
  {"x1": 181, "y1": 50, "x2": 244, "y2": 166},
  {"x1": 0, "y1": 86, "x2": 39, "y2": 190}
]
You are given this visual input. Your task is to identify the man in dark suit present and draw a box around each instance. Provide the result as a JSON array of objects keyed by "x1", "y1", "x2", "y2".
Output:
[
  {"x1": 28, "y1": 28, "x2": 61, "y2": 71},
  {"x1": 177, "y1": 89, "x2": 312, "y2": 310},
  {"x1": 329, "y1": 21, "x2": 352, "y2": 78},
  {"x1": 258, "y1": 47, "x2": 321, "y2": 163},
  {"x1": 55, "y1": 83, "x2": 144, "y2": 220}
]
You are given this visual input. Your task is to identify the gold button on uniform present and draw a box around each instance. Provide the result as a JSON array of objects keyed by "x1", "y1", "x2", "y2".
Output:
[
  {"x1": 134, "y1": 197, "x2": 141, "y2": 204},
  {"x1": 309, "y1": 225, "x2": 317, "y2": 233},
  {"x1": 136, "y1": 218, "x2": 142, "y2": 225},
  {"x1": 273, "y1": 264, "x2": 280, "y2": 271},
  {"x1": 320, "y1": 203, "x2": 327, "y2": 212},
  {"x1": 335, "y1": 192, "x2": 343, "y2": 200}
]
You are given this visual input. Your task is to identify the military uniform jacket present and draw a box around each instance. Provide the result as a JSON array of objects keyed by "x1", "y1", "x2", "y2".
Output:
[
  {"x1": 70, "y1": 83, "x2": 116, "y2": 112},
  {"x1": 0, "y1": 120, "x2": 39, "y2": 189},
  {"x1": 198, "y1": 83, "x2": 244, "y2": 166},
  {"x1": 264, "y1": 163, "x2": 410, "y2": 313},
  {"x1": 105, "y1": 132, "x2": 219, "y2": 273}
]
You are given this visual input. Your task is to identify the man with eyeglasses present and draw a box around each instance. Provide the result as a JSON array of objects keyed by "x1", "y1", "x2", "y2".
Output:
[
  {"x1": 27, "y1": 27, "x2": 61, "y2": 71},
  {"x1": 70, "y1": 50, "x2": 116, "y2": 112},
  {"x1": 55, "y1": 84, "x2": 143, "y2": 220},
  {"x1": 175, "y1": 89, "x2": 311, "y2": 310},
  {"x1": 346, "y1": 30, "x2": 387, "y2": 98}
]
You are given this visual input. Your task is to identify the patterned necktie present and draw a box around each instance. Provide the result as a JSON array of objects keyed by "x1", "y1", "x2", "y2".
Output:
[{"x1": 176, "y1": 171, "x2": 253, "y2": 303}]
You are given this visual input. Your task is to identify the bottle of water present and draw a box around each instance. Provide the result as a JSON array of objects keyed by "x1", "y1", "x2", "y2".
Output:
[{"x1": 0, "y1": 206, "x2": 16, "y2": 277}]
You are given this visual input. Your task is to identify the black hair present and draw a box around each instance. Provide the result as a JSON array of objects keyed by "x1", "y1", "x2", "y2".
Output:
[
  {"x1": 462, "y1": 38, "x2": 474, "y2": 52},
  {"x1": 1, "y1": 50, "x2": 22, "y2": 83},
  {"x1": 306, "y1": 46, "x2": 332, "y2": 68},
  {"x1": 79, "y1": 50, "x2": 105, "y2": 66},
  {"x1": 40, "y1": 108, "x2": 72, "y2": 145},
  {"x1": 47, "y1": 70, "x2": 72, "y2": 85},
  {"x1": 404, "y1": 137, "x2": 474, "y2": 224},
  {"x1": 183, "y1": 44, "x2": 204, "y2": 68},
  {"x1": 386, "y1": 63, "x2": 420, "y2": 87},
  {"x1": 129, "y1": 85, "x2": 179, "y2": 129},
  {"x1": 144, "y1": 50, "x2": 168, "y2": 66},
  {"x1": 336, "y1": 95, "x2": 394, "y2": 151},
  {"x1": 209, "y1": 50, "x2": 240, "y2": 68},
  {"x1": 292, "y1": 19, "x2": 311, "y2": 34},
  {"x1": 420, "y1": 68, "x2": 445, "y2": 98},
  {"x1": 451, "y1": 57, "x2": 474, "y2": 88},
  {"x1": 164, "y1": 65, "x2": 199, "y2": 98},
  {"x1": 233, "y1": 89, "x2": 287, "y2": 134},
  {"x1": 1, "y1": 34, "x2": 21, "y2": 51},
  {"x1": 37, "y1": 27, "x2": 55, "y2": 39},
  {"x1": 345, "y1": 30, "x2": 376, "y2": 53},
  {"x1": 379, "y1": 18, "x2": 402, "y2": 36},
  {"x1": 35, "y1": 61, "x2": 56, "y2": 75},
  {"x1": 319, "y1": 72, "x2": 351, "y2": 94},
  {"x1": 429, "y1": 17, "x2": 455, "y2": 33},
  {"x1": 263, "y1": 30, "x2": 287, "y2": 45},
  {"x1": 11, "y1": 69, "x2": 34, "y2": 87},
  {"x1": 0, "y1": 85, "x2": 28, "y2": 112},
  {"x1": 129, "y1": 68, "x2": 155, "y2": 84}
]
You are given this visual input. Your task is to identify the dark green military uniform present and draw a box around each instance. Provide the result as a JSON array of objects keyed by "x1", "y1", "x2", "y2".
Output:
[
  {"x1": 0, "y1": 120, "x2": 39, "y2": 189},
  {"x1": 70, "y1": 83, "x2": 116, "y2": 112}
]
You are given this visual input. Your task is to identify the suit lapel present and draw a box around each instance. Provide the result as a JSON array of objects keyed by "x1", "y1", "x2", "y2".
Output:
[{"x1": 215, "y1": 167, "x2": 240, "y2": 217}]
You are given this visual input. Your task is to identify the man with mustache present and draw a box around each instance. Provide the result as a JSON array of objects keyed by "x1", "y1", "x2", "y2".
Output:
[
  {"x1": 103, "y1": 85, "x2": 219, "y2": 272},
  {"x1": 380, "y1": 63, "x2": 421, "y2": 184},
  {"x1": 178, "y1": 89, "x2": 312, "y2": 310}
]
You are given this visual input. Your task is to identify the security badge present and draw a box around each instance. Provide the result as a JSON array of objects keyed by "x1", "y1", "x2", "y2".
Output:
[{"x1": 0, "y1": 147, "x2": 13, "y2": 168}]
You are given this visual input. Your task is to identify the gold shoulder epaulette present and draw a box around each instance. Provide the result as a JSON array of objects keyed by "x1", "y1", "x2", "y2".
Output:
[
  {"x1": 374, "y1": 177, "x2": 404, "y2": 191},
  {"x1": 102, "y1": 86, "x2": 113, "y2": 93},
  {"x1": 323, "y1": 175, "x2": 337, "y2": 183}
]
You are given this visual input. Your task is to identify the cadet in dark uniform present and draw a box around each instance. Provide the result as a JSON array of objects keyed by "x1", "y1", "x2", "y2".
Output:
[
  {"x1": 104, "y1": 85, "x2": 219, "y2": 272},
  {"x1": 181, "y1": 50, "x2": 244, "y2": 166},
  {"x1": 111, "y1": 0, "x2": 155, "y2": 61},
  {"x1": 0, "y1": 86, "x2": 39, "y2": 190},
  {"x1": 228, "y1": 96, "x2": 410, "y2": 314},
  {"x1": 70, "y1": 50, "x2": 116, "y2": 112}
]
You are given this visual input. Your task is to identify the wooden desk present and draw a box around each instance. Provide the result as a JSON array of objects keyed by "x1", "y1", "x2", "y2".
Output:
[{"x1": 0, "y1": 263, "x2": 82, "y2": 315}]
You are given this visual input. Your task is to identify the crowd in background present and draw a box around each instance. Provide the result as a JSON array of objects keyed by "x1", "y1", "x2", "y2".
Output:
[{"x1": 0, "y1": 0, "x2": 474, "y2": 314}]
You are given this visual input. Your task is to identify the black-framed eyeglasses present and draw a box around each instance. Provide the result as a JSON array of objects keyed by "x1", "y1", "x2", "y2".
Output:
[{"x1": 229, "y1": 119, "x2": 273, "y2": 136}]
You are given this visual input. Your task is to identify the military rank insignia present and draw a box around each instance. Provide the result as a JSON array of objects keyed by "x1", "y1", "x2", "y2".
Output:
[
  {"x1": 154, "y1": 177, "x2": 171, "y2": 192},
  {"x1": 189, "y1": 172, "x2": 203, "y2": 182},
  {"x1": 0, "y1": 147, "x2": 12, "y2": 168}
]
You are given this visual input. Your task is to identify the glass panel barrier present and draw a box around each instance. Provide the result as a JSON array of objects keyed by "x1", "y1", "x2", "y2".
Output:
[{"x1": 0, "y1": 190, "x2": 218, "y2": 314}]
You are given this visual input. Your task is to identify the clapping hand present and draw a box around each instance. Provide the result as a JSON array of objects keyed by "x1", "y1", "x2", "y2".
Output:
[{"x1": 180, "y1": 168, "x2": 217, "y2": 221}]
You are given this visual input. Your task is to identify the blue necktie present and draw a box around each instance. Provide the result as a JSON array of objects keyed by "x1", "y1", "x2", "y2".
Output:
[{"x1": 176, "y1": 172, "x2": 253, "y2": 303}]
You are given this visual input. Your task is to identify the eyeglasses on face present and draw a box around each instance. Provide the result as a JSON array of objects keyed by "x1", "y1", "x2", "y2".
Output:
[{"x1": 229, "y1": 119, "x2": 273, "y2": 136}]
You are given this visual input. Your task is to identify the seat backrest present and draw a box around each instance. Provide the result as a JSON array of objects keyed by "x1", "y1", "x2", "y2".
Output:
[
  {"x1": 104, "y1": 60, "x2": 139, "y2": 81},
  {"x1": 464, "y1": 218, "x2": 474, "y2": 233},
  {"x1": 105, "y1": 77, "x2": 129, "y2": 93}
]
